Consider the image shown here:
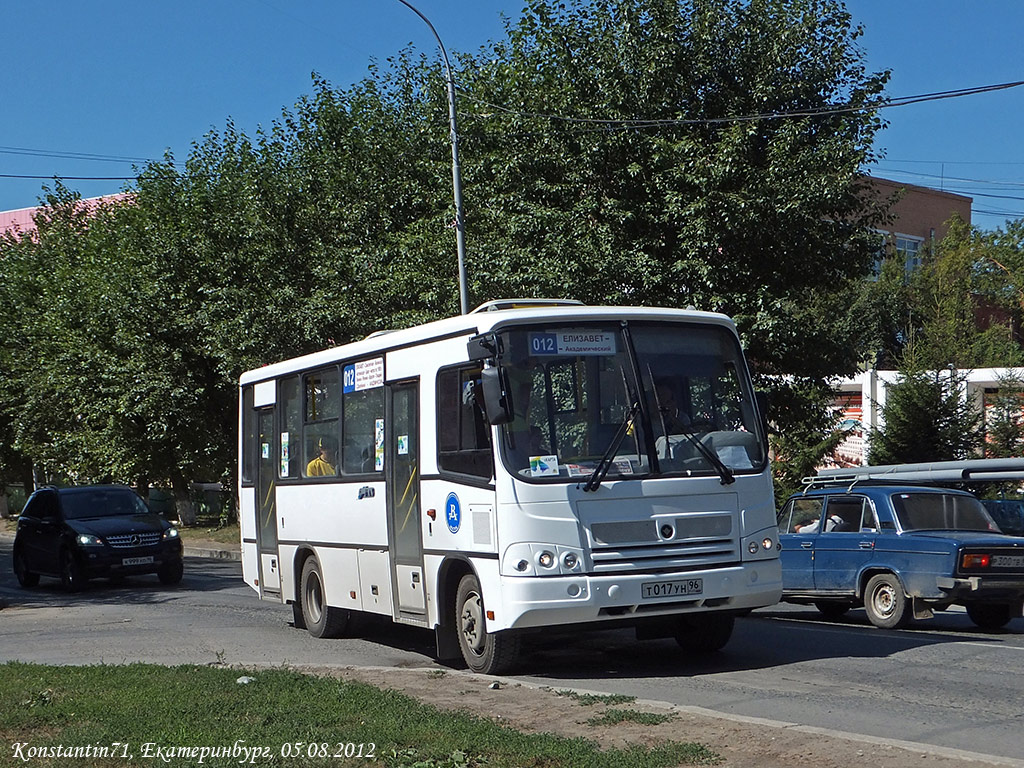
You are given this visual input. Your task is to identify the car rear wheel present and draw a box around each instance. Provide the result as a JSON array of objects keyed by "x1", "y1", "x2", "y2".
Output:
[
  {"x1": 864, "y1": 573, "x2": 910, "y2": 629},
  {"x1": 966, "y1": 602, "x2": 1012, "y2": 630},
  {"x1": 455, "y1": 573, "x2": 520, "y2": 674},
  {"x1": 300, "y1": 557, "x2": 349, "y2": 638},
  {"x1": 674, "y1": 613, "x2": 735, "y2": 653},
  {"x1": 13, "y1": 548, "x2": 39, "y2": 588},
  {"x1": 60, "y1": 548, "x2": 87, "y2": 592}
]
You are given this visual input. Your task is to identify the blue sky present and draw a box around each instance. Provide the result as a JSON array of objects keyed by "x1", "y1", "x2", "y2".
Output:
[{"x1": 2, "y1": 1, "x2": 1022, "y2": 230}]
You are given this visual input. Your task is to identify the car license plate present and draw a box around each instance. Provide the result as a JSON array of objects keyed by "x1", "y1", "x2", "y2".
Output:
[
  {"x1": 992, "y1": 555, "x2": 1024, "y2": 568},
  {"x1": 122, "y1": 556, "x2": 154, "y2": 566},
  {"x1": 641, "y1": 579, "x2": 703, "y2": 599}
]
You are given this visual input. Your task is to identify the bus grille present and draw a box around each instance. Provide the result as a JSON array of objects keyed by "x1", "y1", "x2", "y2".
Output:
[{"x1": 588, "y1": 514, "x2": 738, "y2": 572}]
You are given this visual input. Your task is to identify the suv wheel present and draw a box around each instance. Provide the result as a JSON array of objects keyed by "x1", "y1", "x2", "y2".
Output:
[
  {"x1": 60, "y1": 548, "x2": 87, "y2": 592},
  {"x1": 158, "y1": 560, "x2": 184, "y2": 585},
  {"x1": 13, "y1": 547, "x2": 39, "y2": 588}
]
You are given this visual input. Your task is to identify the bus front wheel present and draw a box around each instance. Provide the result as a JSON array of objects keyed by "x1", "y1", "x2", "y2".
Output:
[
  {"x1": 300, "y1": 557, "x2": 349, "y2": 638},
  {"x1": 674, "y1": 613, "x2": 735, "y2": 653},
  {"x1": 455, "y1": 573, "x2": 520, "y2": 674}
]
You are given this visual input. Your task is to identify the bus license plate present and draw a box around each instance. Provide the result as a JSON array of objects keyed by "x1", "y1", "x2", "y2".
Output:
[
  {"x1": 641, "y1": 579, "x2": 703, "y2": 599},
  {"x1": 122, "y1": 556, "x2": 154, "y2": 567}
]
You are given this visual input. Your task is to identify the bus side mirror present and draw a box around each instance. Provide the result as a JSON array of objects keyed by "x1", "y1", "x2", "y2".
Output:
[{"x1": 479, "y1": 367, "x2": 513, "y2": 425}]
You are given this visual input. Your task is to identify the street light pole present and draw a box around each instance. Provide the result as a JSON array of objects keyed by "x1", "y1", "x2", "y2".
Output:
[{"x1": 395, "y1": 0, "x2": 469, "y2": 315}]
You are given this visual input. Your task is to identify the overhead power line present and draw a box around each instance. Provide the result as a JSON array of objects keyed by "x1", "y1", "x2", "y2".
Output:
[
  {"x1": 458, "y1": 80, "x2": 1024, "y2": 129},
  {"x1": 0, "y1": 145, "x2": 159, "y2": 165},
  {"x1": 0, "y1": 174, "x2": 138, "y2": 181}
]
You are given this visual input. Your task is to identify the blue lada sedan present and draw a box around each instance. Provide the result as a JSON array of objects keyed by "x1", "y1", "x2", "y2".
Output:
[{"x1": 778, "y1": 481, "x2": 1024, "y2": 630}]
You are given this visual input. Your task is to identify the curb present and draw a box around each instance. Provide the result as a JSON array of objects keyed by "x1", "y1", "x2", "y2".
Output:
[{"x1": 183, "y1": 545, "x2": 241, "y2": 561}]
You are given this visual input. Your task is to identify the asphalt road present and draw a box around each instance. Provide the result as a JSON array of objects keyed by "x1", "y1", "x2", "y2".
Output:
[{"x1": 2, "y1": 540, "x2": 1023, "y2": 761}]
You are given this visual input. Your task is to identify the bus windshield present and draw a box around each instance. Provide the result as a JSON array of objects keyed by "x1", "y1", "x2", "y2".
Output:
[{"x1": 496, "y1": 321, "x2": 765, "y2": 481}]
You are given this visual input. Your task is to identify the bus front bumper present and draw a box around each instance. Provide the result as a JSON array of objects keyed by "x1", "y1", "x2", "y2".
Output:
[{"x1": 495, "y1": 560, "x2": 782, "y2": 631}]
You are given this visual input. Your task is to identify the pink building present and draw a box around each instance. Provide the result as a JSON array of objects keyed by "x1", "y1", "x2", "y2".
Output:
[{"x1": 0, "y1": 193, "x2": 130, "y2": 237}]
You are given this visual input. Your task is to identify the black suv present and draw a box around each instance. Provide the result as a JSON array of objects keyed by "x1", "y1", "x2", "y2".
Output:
[{"x1": 13, "y1": 485, "x2": 184, "y2": 591}]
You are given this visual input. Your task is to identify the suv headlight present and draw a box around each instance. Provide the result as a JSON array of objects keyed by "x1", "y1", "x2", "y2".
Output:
[
  {"x1": 77, "y1": 534, "x2": 104, "y2": 546},
  {"x1": 163, "y1": 527, "x2": 179, "y2": 540}
]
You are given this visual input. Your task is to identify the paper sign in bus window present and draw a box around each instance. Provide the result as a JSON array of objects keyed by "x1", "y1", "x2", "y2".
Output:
[{"x1": 530, "y1": 455, "x2": 559, "y2": 477}]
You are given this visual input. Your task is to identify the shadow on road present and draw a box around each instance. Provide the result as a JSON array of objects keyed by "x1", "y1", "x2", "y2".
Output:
[{"x1": 0, "y1": 545, "x2": 241, "y2": 609}]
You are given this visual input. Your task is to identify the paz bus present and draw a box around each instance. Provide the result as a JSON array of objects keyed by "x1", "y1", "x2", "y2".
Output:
[{"x1": 238, "y1": 300, "x2": 782, "y2": 673}]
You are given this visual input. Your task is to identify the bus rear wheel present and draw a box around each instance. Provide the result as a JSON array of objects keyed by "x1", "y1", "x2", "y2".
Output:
[
  {"x1": 300, "y1": 557, "x2": 349, "y2": 638},
  {"x1": 455, "y1": 573, "x2": 520, "y2": 674}
]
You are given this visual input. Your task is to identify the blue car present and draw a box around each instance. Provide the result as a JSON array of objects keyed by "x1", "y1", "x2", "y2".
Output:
[{"x1": 777, "y1": 481, "x2": 1024, "y2": 630}]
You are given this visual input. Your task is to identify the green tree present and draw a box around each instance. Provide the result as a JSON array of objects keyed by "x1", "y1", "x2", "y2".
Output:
[
  {"x1": 868, "y1": 345, "x2": 983, "y2": 465},
  {"x1": 985, "y1": 371, "x2": 1024, "y2": 458}
]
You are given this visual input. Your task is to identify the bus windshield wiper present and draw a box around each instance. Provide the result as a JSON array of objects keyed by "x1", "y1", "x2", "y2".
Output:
[
  {"x1": 582, "y1": 401, "x2": 640, "y2": 493},
  {"x1": 674, "y1": 423, "x2": 735, "y2": 486}
]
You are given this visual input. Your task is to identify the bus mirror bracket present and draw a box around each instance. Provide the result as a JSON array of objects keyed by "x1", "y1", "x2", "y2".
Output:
[
  {"x1": 467, "y1": 332, "x2": 503, "y2": 361},
  {"x1": 479, "y1": 366, "x2": 513, "y2": 425}
]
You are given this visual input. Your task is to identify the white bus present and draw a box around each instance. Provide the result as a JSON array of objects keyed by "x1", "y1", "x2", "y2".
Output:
[{"x1": 238, "y1": 300, "x2": 782, "y2": 673}]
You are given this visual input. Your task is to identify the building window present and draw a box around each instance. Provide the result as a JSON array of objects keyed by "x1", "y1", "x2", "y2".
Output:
[{"x1": 895, "y1": 234, "x2": 925, "y2": 273}]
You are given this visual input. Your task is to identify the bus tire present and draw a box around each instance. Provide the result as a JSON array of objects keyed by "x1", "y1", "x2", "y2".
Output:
[
  {"x1": 455, "y1": 573, "x2": 520, "y2": 674},
  {"x1": 301, "y1": 557, "x2": 349, "y2": 638},
  {"x1": 674, "y1": 613, "x2": 735, "y2": 653}
]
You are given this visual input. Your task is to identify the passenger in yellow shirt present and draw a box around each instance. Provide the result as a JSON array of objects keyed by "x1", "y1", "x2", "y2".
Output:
[{"x1": 306, "y1": 437, "x2": 337, "y2": 477}]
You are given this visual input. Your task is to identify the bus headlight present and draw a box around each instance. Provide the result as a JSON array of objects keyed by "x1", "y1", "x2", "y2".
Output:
[{"x1": 502, "y1": 544, "x2": 586, "y2": 576}]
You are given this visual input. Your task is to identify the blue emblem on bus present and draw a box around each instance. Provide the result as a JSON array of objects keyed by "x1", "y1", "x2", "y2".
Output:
[{"x1": 445, "y1": 492, "x2": 461, "y2": 534}]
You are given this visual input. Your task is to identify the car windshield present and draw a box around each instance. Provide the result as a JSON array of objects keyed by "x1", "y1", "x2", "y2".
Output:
[
  {"x1": 495, "y1": 321, "x2": 764, "y2": 481},
  {"x1": 891, "y1": 492, "x2": 1002, "y2": 533},
  {"x1": 61, "y1": 489, "x2": 150, "y2": 520}
]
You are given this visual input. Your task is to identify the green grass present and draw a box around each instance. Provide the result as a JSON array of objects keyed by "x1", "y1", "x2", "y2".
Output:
[
  {"x1": 0, "y1": 664, "x2": 717, "y2": 768},
  {"x1": 586, "y1": 710, "x2": 677, "y2": 727},
  {"x1": 549, "y1": 689, "x2": 637, "y2": 707}
]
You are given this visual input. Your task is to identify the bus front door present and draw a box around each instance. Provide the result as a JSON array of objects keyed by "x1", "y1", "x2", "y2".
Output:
[
  {"x1": 387, "y1": 379, "x2": 425, "y2": 618},
  {"x1": 256, "y1": 408, "x2": 281, "y2": 595}
]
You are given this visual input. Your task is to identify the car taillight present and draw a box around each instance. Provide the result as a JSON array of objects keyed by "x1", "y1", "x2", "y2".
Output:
[{"x1": 962, "y1": 553, "x2": 991, "y2": 569}]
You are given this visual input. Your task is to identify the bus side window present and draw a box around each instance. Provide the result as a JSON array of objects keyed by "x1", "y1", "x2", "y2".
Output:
[
  {"x1": 343, "y1": 383, "x2": 384, "y2": 475},
  {"x1": 279, "y1": 376, "x2": 302, "y2": 478},
  {"x1": 302, "y1": 368, "x2": 340, "y2": 478},
  {"x1": 437, "y1": 366, "x2": 494, "y2": 480}
]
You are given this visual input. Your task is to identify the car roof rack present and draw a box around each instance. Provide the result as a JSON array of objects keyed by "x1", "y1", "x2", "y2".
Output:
[{"x1": 802, "y1": 458, "x2": 1024, "y2": 492}]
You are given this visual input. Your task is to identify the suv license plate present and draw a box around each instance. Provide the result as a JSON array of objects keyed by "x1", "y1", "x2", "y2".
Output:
[
  {"x1": 641, "y1": 579, "x2": 703, "y2": 599},
  {"x1": 122, "y1": 556, "x2": 154, "y2": 566}
]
